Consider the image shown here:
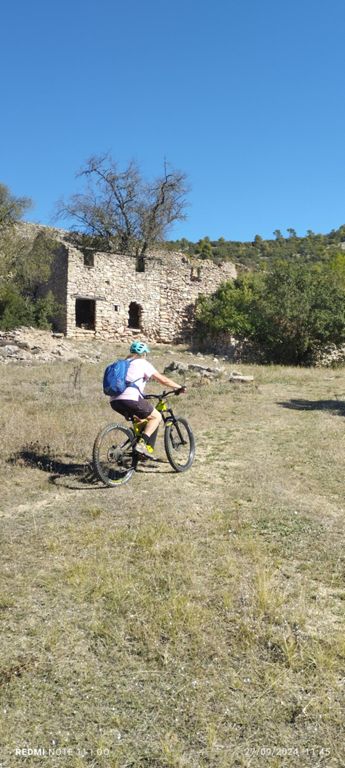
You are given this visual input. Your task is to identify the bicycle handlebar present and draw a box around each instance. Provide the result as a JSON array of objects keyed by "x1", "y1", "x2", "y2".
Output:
[{"x1": 144, "y1": 387, "x2": 186, "y2": 400}]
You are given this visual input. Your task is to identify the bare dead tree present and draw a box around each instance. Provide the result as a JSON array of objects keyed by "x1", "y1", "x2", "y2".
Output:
[
  {"x1": 139, "y1": 160, "x2": 189, "y2": 258},
  {"x1": 56, "y1": 155, "x2": 189, "y2": 261}
]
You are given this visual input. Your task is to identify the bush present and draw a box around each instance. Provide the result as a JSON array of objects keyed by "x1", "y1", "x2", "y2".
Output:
[
  {"x1": 0, "y1": 225, "x2": 63, "y2": 332},
  {"x1": 0, "y1": 285, "x2": 34, "y2": 330},
  {"x1": 0, "y1": 286, "x2": 60, "y2": 332},
  {"x1": 33, "y1": 291, "x2": 61, "y2": 330},
  {"x1": 195, "y1": 258, "x2": 345, "y2": 365}
]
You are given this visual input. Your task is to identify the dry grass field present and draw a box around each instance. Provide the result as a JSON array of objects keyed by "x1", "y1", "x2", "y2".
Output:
[{"x1": 0, "y1": 344, "x2": 344, "y2": 767}]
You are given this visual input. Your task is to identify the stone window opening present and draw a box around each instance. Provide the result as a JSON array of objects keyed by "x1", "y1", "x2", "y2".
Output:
[
  {"x1": 190, "y1": 266, "x2": 202, "y2": 281},
  {"x1": 128, "y1": 302, "x2": 142, "y2": 329},
  {"x1": 75, "y1": 298, "x2": 96, "y2": 330},
  {"x1": 136, "y1": 255, "x2": 145, "y2": 272},
  {"x1": 83, "y1": 250, "x2": 95, "y2": 267}
]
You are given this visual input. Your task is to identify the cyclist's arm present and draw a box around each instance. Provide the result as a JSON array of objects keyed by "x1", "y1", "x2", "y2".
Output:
[{"x1": 151, "y1": 370, "x2": 182, "y2": 390}]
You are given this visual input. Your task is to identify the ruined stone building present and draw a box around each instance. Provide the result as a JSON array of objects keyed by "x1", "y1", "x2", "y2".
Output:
[{"x1": 24, "y1": 225, "x2": 237, "y2": 342}]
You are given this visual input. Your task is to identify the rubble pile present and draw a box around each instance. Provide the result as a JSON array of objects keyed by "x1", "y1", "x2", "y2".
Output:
[
  {"x1": 0, "y1": 327, "x2": 101, "y2": 364},
  {"x1": 164, "y1": 360, "x2": 254, "y2": 383}
]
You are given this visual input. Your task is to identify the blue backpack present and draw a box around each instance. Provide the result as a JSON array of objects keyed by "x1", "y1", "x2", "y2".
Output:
[{"x1": 103, "y1": 358, "x2": 140, "y2": 397}]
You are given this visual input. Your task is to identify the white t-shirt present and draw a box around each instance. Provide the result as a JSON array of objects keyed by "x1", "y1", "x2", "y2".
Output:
[{"x1": 110, "y1": 358, "x2": 157, "y2": 402}]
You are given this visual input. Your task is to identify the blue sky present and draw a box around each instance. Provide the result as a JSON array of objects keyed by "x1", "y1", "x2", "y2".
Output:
[{"x1": 1, "y1": 0, "x2": 345, "y2": 242}]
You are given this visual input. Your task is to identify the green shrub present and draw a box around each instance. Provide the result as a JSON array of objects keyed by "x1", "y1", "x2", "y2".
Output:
[
  {"x1": 0, "y1": 224, "x2": 62, "y2": 332},
  {"x1": 33, "y1": 291, "x2": 61, "y2": 330},
  {"x1": 195, "y1": 258, "x2": 345, "y2": 364},
  {"x1": 0, "y1": 285, "x2": 34, "y2": 330},
  {"x1": 0, "y1": 286, "x2": 60, "y2": 332}
]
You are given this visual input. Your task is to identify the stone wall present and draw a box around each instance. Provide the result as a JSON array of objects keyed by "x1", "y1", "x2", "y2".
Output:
[
  {"x1": 41, "y1": 243, "x2": 69, "y2": 333},
  {"x1": 62, "y1": 246, "x2": 237, "y2": 342},
  {"x1": 192, "y1": 330, "x2": 260, "y2": 362},
  {"x1": 16, "y1": 223, "x2": 69, "y2": 333}
]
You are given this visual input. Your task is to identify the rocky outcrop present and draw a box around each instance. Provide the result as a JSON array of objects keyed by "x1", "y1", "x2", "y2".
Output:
[{"x1": 0, "y1": 327, "x2": 101, "y2": 364}]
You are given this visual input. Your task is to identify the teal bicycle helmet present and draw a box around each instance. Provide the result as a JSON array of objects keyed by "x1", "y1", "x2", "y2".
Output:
[{"x1": 129, "y1": 340, "x2": 150, "y2": 355}]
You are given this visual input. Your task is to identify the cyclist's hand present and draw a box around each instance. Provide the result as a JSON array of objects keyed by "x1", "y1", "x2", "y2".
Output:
[{"x1": 175, "y1": 386, "x2": 186, "y2": 395}]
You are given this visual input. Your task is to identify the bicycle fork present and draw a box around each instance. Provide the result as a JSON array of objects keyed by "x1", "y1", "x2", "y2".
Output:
[{"x1": 163, "y1": 413, "x2": 187, "y2": 446}]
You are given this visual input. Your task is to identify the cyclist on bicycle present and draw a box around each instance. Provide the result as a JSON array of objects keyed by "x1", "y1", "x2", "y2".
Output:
[{"x1": 109, "y1": 340, "x2": 185, "y2": 458}]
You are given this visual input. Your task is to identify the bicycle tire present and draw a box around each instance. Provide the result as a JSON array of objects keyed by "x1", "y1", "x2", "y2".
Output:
[
  {"x1": 92, "y1": 423, "x2": 136, "y2": 487},
  {"x1": 164, "y1": 417, "x2": 195, "y2": 472}
]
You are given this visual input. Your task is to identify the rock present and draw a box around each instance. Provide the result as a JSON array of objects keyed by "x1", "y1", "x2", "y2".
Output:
[
  {"x1": 229, "y1": 371, "x2": 254, "y2": 382},
  {"x1": 16, "y1": 353, "x2": 30, "y2": 361},
  {"x1": 15, "y1": 341, "x2": 31, "y2": 350},
  {"x1": 314, "y1": 343, "x2": 345, "y2": 367},
  {"x1": 0, "y1": 328, "x2": 87, "y2": 365},
  {"x1": 188, "y1": 363, "x2": 207, "y2": 372},
  {"x1": 188, "y1": 363, "x2": 223, "y2": 375},
  {"x1": 164, "y1": 360, "x2": 224, "y2": 378},
  {"x1": 164, "y1": 361, "x2": 188, "y2": 374},
  {"x1": 5, "y1": 345, "x2": 20, "y2": 356}
]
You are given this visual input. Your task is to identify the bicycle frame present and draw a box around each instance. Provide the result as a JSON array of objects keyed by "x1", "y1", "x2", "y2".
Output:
[
  {"x1": 143, "y1": 390, "x2": 187, "y2": 442},
  {"x1": 129, "y1": 390, "x2": 181, "y2": 431}
]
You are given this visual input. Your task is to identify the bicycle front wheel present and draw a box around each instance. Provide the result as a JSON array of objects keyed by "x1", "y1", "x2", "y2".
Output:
[
  {"x1": 164, "y1": 417, "x2": 195, "y2": 472},
  {"x1": 93, "y1": 424, "x2": 136, "y2": 487}
]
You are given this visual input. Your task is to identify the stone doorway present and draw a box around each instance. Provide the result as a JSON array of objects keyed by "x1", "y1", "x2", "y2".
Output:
[
  {"x1": 128, "y1": 302, "x2": 142, "y2": 329},
  {"x1": 75, "y1": 298, "x2": 96, "y2": 330}
]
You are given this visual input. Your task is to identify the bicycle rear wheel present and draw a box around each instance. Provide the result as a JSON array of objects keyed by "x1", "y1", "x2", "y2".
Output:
[
  {"x1": 164, "y1": 417, "x2": 195, "y2": 472},
  {"x1": 93, "y1": 424, "x2": 136, "y2": 486}
]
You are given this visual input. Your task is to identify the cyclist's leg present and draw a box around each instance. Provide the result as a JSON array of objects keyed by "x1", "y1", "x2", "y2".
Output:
[
  {"x1": 143, "y1": 408, "x2": 162, "y2": 439},
  {"x1": 110, "y1": 398, "x2": 161, "y2": 438},
  {"x1": 109, "y1": 399, "x2": 145, "y2": 423},
  {"x1": 110, "y1": 399, "x2": 162, "y2": 458},
  {"x1": 147, "y1": 425, "x2": 159, "y2": 448}
]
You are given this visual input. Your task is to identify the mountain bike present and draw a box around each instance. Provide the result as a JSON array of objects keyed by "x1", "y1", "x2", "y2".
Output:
[{"x1": 92, "y1": 389, "x2": 195, "y2": 487}]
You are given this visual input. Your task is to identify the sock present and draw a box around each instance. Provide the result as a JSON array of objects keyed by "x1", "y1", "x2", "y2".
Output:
[{"x1": 147, "y1": 427, "x2": 159, "y2": 448}]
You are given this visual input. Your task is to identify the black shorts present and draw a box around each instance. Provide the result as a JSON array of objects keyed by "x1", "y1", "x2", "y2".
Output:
[{"x1": 110, "y1": 398, "x2": 154, "y2": 420}]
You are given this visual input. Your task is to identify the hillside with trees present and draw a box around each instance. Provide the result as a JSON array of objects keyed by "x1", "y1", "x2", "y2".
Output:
[{"x1": 164, "y1": 226, "x2": 345, "y2": 268}]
